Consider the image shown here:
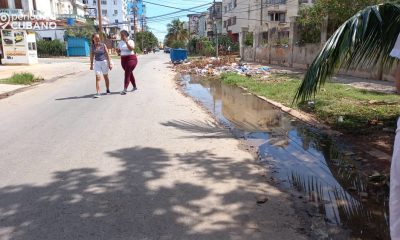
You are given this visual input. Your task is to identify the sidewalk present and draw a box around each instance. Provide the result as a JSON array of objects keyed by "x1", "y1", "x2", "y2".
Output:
[
  {"x1": 261, "y1": 64, "x2": 397, "y2": 94},
  {"x1": 0, "y1": 58, "x2": 89, "y2": 97}
]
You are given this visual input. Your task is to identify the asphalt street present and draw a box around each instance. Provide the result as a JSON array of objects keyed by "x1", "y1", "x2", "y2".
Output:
[{"x1": 0, "y1": 53, "x2": 308, "y2": 240}]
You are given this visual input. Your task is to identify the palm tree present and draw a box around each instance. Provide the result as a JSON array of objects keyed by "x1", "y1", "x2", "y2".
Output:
[
  {"x1": 295, "y1": 3, "x2": 400, "y2": 102},
  {"x1": 165, "y1": 19, "x2": 189, "y2": 46}
]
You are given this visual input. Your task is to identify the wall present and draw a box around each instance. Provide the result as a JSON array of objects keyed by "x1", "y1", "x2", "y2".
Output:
[{"x1": 242, "y1": 44, "x2": 396, "y2": 81}]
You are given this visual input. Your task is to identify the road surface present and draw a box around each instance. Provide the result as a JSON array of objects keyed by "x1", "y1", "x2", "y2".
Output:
[{"x1": 0, "y1": 53, "x2": 308, "y2": 240}]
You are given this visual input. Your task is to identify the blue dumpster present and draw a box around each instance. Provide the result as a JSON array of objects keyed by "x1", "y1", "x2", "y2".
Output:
[
  {"x1": 67, "y1": 37, "x2": 90, "y2": 57},
  {"x1": 170, "y1": 48, "x2": 187, "y2": 63}
]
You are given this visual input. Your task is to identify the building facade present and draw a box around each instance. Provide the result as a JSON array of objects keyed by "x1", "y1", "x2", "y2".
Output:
[
  {"x1": 85, "y1": 0, "x2": 129, "y2": 34},
  {"x1": 221, "y1": 0, "x2": 260, "y2": 43},
  {"x1": 187, "y1": 13, "x2": 201, "y2": 38},
  {"x1": 208, "y1": 1, "x2": 222, "y2": 40},
  {"x1": 127, "y1": 0, "x2": 147, "y2": 35}
]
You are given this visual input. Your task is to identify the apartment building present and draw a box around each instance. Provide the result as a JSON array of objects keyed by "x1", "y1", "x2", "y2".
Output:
[
  {"x1": 222, "y1": 0, "x2": 261, "y2": 43},
  {"x1": 208, "y1": 1, "x2": 222, "y2": 39},
  {"x1": 197, "y1": 11, "x2": 212, "y2": 39},
  {"x1": 0, "y1": 0, "x2": 54, "y2": 18},
  {"x1": 124, "y1": 0, "x2": 147, "y2": 36},
  {"x1": 187, "y1": 13, "x2": 201, "y2": 38},
  {"x1": 261, "y1": 0, "x2": 313, "y2": 46},
  {"x1": 85, "y1": 0, "x2": 129, "y2": 33}
]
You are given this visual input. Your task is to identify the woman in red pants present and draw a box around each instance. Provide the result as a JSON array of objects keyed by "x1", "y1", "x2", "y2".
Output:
[{"x1": 116, "y1": 30, "x2": 138, "y2": 95}]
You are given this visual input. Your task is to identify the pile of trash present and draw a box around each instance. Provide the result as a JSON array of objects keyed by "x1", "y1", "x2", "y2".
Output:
[{"x1": 174, "y1": 57, "x2": 271, "y2": 77}]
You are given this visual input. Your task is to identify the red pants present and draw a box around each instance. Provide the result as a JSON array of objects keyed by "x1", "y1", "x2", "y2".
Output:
[{"x1": 121, "y1": 55, "x2": 138, "y2": 89}]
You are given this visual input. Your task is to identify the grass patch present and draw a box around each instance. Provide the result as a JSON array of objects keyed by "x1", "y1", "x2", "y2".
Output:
[
  {"x1": 0, "y1": 73, "x2": 43, "y2": 85},
  {"x1": 220, "y1": 72, "x2": 400, "y2": 132}
]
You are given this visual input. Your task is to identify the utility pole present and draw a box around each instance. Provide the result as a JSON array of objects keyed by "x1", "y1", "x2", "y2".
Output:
[
  {"x1": 133, "y1": 0, "x2": 138, "y2": 35},
  {"x1": 260, "y1": 0, "x2": 263, "y2": 26},
  {"x1": 213, "y1": 0, "x2": 218, "y2": 58},
  {"x1": 97, "y1": 0, "x2": 103, "y2": 40}
]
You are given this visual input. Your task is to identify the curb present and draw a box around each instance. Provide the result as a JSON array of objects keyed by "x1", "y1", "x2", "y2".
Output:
[{"x1": 0, "y1": 70, "x2": 86, "y2": 100}]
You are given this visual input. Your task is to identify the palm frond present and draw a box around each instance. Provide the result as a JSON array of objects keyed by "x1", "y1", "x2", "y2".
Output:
[{"x1": 295, "y1": 3, "x2": 400, "y2": 102}]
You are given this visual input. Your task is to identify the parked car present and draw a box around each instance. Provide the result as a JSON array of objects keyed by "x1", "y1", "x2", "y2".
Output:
[
  {"x1": 153, "y1": 47, "x2": 160, "y2": 52},
  {"x1": 164, "y1": 47, "x2": 170, "y2": 53}
]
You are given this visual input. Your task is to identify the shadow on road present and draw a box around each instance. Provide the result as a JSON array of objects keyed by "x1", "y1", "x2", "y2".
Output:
[
  {"x1": 161, "y1": 120, "x2": 232, "y2": 139},
  {"x1": 0, "y1": 146, "x2": 290, "y2": 239},
  {"x1": 55, "y1": 92, "x2": 122, "y2": 101}
]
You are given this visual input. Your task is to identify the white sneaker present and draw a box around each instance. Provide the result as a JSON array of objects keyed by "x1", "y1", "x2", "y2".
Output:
[
  {"x1": 120, "y1": 90, "x2": 127, "y2": 95},
  {"x1": 93, "y1": 94, "x2": 101, "y2": 98}
]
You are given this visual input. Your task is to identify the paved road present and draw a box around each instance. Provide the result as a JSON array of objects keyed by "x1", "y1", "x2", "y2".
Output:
[{"x1": 0, "y1": 53, "x2": 307, "y2": 240}]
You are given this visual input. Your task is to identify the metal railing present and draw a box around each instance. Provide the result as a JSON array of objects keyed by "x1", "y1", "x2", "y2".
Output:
[
  {"x1": 57, "y1": 14, "x2": 86, "y2": 22},
  {"x1": 0, "y1": 9, "x2": 46, "y2": 17},
  {"x1": 0, "y1": 8, "x2": 24, "y2": 15}
]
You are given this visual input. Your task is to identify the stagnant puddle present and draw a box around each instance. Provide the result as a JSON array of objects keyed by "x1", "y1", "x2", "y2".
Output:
[{"x1": 180, "y1": 75, "x2": 389, "y2": 239}]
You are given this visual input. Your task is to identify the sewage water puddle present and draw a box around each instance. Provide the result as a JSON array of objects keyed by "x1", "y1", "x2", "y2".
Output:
[{"x1": 180, "y1": 75, "x2": 389, "y2": 239}]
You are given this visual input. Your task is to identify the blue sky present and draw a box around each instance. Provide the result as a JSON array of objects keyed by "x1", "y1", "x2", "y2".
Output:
[{"x1": 144, "y1": 0, "x2": 212, "y2": 42}]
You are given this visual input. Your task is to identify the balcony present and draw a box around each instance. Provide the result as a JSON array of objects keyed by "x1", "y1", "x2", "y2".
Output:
[
  {"x1": 30, "y1": 10, "x2": 45, "y2": 17},
  {"x1": 0, "y1": 9, "x2": 46, "y2": 18},
  {"x1": 57, "y1": 14, "x2": 86, "y2": 23},
  {"x1": 0, "y1": 8, "x2": 24, "y2": 16}
]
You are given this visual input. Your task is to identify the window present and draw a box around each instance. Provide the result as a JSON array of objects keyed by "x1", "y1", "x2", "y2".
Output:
[
  {"x1": 268, "y1": 12, "x2": 285, "y2": 22},
  {"x1": 0, "y1": 0, "x2": 9, "y2": 8},
  {"x1": 233, "y1": 0, "x2": 237, "y2": 7},
  {"x1": 115, "y1": 19, "x2": 118, "y2": 23},
  {"x1": 223, "y1": 21, "x2": 226, "y2": 28},
  {"x1": 228, "y1": 3, "x2": 232, "y2": 10},
  {"x1": 15, "y1": 0, "x2": 22, "y2": 9},
  {"x1": 224, "y1": 6, "x2": 227, "y2": 13},
  {"x1": 279, "y1": 13, "x2": 285, "y2": 22},
  {"x1": 267, "y1": 0, "x2": 286, "y2": 4},
  {"x1": 28, "y1": 42, "x2": 37, "y2": 50},
  {"x1": 93, "y1": 0, "x2": 96, "y2": 4},
  {"x1": 82, "y1": 0, "x2": 88, "y2": 4},
  {"x1": 101, "y1": 0, "x2": 107, "y2": 5},
  {"x1": 227, "y1": 18, "x2": 231, "y2": 26},
  {"x1": 131, "y1": 26, "x2": 134, "y2": 30},
  {"x1": 102, "y1": 9, "x2": 107, "y2": 15},
  {"x1": 114, "y1": 10, "x2": 118, "y2": 15},
  {"x1": 114, "y1": 0, "x2": 117, "y2": 4},
  {"x1": 232, "y1": 16, "x2": 236, "y2": 25}
]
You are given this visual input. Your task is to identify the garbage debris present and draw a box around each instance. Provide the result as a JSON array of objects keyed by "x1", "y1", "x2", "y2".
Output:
[{"x1": 174, "y1": 57, "x2": 271, "y2": 77}]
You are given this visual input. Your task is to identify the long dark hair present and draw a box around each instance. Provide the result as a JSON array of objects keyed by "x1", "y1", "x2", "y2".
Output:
[{"x1": 91, "y1": 33, "x2": 100, "y2": 46}]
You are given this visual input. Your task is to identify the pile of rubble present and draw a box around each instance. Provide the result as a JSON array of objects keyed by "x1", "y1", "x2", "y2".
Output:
[{"x1": 174, "y1": 57, "x2": 271, "y2": 77}]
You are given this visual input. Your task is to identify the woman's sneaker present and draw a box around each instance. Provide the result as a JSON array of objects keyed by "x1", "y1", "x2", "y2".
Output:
[
  {"x1": 106, "y1": 89, "x2": 111, "y2": 95},
  {"x1": 132, "y1": 87, "x2": 137, "y2": 91},
  {"x1": 120, "y1": 90, "x2": 127, "y2": 95},
  {"x1": 93, "y1": 93, "x2": 101, "y2": 98}
]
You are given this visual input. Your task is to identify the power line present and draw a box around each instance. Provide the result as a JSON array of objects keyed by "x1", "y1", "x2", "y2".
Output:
[{"x1": 146, "y1": 2, "x2": 211, "y2": 19}]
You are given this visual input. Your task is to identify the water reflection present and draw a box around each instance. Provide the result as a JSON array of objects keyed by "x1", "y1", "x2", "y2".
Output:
[{"x1": 181, "y1": 75, "x2": 389, "y2": 239}]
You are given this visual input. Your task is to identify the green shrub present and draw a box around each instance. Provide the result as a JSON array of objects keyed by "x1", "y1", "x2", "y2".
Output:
[
  {"x1": 244, "y1": 32, "x2": 253, "y2": 46},
  {"x1": 171, "y1": 40, "x2": 186, "y2": 49},
  {"x1": 199, "y1": 39, "x2": 215, "y2": 56},
  {"x1": 37, "y1": 40, "x2": 66, "y2": 57}
]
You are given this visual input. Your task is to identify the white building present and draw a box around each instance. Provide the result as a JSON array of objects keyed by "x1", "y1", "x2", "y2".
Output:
[
  {"x1": 222, "y1": 0, "x2": 260, "y2": 43},
  {"x1": 0, "y1": 0, "x2": 54, "y2": 18},
  {"x1": 84, "y1": 0, "x2": 130, "y2": 34},
  {"x1": 198, "y1": 11, "x2": 212, "y2": 39}
]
